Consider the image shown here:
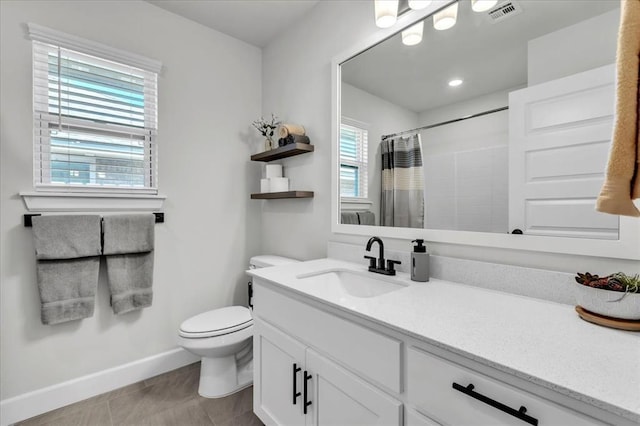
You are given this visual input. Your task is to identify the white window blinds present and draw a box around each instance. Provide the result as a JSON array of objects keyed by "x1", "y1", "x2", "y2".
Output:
[
  {"x1": 340, "y1": 120, "x2": 368, "y2": 198},
  {"x1": 31, "y1": 32, "x2": 159, "y2": 193}
]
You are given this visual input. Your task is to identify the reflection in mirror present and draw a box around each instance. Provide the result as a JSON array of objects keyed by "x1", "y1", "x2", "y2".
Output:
[{"x1": 339, "y1": 0, "x2": 620, "y2": 240}]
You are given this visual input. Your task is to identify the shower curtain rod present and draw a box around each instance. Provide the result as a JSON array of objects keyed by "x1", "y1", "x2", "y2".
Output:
[{"x1": 381, "y1": 106, "x2": 509, "y2": 140}]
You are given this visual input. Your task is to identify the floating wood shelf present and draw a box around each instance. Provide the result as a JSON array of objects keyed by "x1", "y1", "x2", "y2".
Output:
[
  {"x1": 250, "y1": 143, "x2": 315, "y2": 162},
  {"x1": 251, "y1": 191, "x2": 314, "y2": 200}
]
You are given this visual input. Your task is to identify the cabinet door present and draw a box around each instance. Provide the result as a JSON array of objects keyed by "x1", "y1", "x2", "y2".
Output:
[
  {"x1": 405, "y1": 408, "x2": 442, "y2": 426},
  {"x1": 305, "y1": 349, "x2": 402, "y2": 426},
  {"x1": 254, "y1": 319, "x2": 307, "y2": 426}
]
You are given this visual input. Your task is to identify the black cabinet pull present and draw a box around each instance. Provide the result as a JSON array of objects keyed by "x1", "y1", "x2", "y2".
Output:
[
  {"x1": 248, "y1": 281, "x2": 253, "y2": 308},
  {"x1": 292, "y1": 363, "x2": 301, "y2": 405},
  {"x1": 452, "y1": 382, "x2": 538, "y2": 426},
  {"x1": 303, "y1": 371, "x2": 312, "y2": 414}
]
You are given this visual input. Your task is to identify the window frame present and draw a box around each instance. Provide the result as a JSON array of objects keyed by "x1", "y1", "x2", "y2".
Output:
[
  {"x1": 28, "y1": 23, "x2": 161, "y2": 195},
  {"x1": 339, "y1": 117, "x2": 369, "y2": 200}
]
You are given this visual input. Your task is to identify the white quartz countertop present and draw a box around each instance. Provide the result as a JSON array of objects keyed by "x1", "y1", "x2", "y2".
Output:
[{"x1": 248, "y1": 258, "x2": 640, "y2": 423}]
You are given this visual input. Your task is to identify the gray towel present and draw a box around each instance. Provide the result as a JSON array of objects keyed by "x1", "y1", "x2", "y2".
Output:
[
  {"x1": 341, "y1": 211, "x2": 359, "y2": 224},
  {"x1": 285, "y1": 134, "x2": 310, "y2": 145},
  {"x1": 102, "y1": 214, "x2": 154, "y2": 254},
  {"x1": 37, "y1": 257, "x2": 100, "y2": 325},
  {"x1": 31, "y1": 215, "x2": 101, "y2": 325},
  {"x1": 102, "y1": 214, "x2": 155, "y2": 314},
  {"x1": 32, "y1": 215, "x2": 102, "y2": 259},
  {"x1": 357, "y1": 211, "x2": 376, "y2": 226},
  {"x1": 105, "y1": 253, "x2": 154, "y2": 314}
]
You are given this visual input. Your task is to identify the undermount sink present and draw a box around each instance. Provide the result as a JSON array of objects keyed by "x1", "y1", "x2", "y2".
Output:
[{"x1": 296, "y1": 269, "x2": 407, "y2": 298}]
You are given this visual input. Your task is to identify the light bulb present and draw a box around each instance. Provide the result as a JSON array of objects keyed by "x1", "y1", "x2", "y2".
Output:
[
  {"x1": 408, "y1": 0, "x2": 432, "y2": 10},
  {"x1": 402, "y1": 21, "x2": 424, "y2": 46},
  {"x1": 448, "y1": 78, "x2": 463, "y2": 87},
  {"x1": 433, "y1": 2, "x2": 458, "y2": 31},
  {"x1": 471, "y1": 0, "x2": 498, "y2": 12},
  {"x1": 375, "y1": 0, "x2": 399, "y2": 28}
]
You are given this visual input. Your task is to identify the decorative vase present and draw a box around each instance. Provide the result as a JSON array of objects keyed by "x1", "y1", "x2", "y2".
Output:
[{"x1": 264, "y1": 136, "x2": 274, "y2": 151}]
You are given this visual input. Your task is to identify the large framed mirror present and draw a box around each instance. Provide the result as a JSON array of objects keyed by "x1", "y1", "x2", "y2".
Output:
[{"x1": 331, "y1": 0, "x2": 640, "y2": 259}]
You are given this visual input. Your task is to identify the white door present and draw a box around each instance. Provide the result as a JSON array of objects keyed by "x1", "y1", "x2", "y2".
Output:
[
  {"x1": 508, "y1": 64, "x2": 619, "y2": 239},
  {"x1": 305, "y1": 348, "x2": 402, "y2": 426},
  {"x1": 253, "y1": 320, "x2": 307, "y2": 426}
]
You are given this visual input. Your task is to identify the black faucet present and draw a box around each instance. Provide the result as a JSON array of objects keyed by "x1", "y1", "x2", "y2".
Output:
[{"x1": 364, "y1": 236, "x2": 401, "y2": 276}]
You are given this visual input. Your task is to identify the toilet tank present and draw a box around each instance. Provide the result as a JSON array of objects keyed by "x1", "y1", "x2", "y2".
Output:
[
  {"x1": 249, "y1": 255, "x2": 299, "y2": 269},
  {"x1": 247, "y1": 256, "x2": 299, "y2": 309}
]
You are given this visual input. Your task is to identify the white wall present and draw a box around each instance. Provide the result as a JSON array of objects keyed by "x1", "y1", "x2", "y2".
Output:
[
  {"x1": 341, "y1": 83, "x2": 418, "y2": 224},
  {"x1": 418, "y1": 88, "x2": 513, "y2": 156},
  {"x1": 0, "y1": 0, "x2": 262, "y2": 400},
  {"x1": 261, "y1": 1, "x2": 638, "y2": 274},
  {"x1": 528, "y1": 9, "x2": 619, "y2": 85},
  {"x1": 422, "y1": 147, "x2": 508, "y2": 233},
  {"x1": 260, "y1": 1, "x2": 374, "y2": 261},
  {"x1": 418, "y1": 89, "x2": 513, "y2": 233}
]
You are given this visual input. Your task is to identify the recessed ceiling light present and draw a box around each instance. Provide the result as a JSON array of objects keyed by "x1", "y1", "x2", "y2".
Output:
[{"x1": 448, "y1": 79, "x2": 463, "y2": 87}]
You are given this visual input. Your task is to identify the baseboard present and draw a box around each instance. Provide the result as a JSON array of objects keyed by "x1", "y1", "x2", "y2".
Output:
[{"x1": 0, "y1": 348, "x2": 199, "y2": 426}]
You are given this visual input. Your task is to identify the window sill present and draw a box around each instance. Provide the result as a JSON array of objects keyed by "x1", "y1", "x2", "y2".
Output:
[
  {"x1": 19, "y1": 191, "x2": 166, "y2": 212},
  {"x1": 340, "y1": 197, "x2": 372, "y2": 211}
]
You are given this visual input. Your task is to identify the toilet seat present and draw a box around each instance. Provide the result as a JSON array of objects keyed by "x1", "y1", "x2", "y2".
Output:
[{"x1": 179, "y1": 306, "x2": 253, "y2": 339}]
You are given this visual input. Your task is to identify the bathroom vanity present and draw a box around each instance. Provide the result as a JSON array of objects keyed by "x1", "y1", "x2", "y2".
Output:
[{"x1": 248, "y1": 259, "x2": 639, "y2": 426}]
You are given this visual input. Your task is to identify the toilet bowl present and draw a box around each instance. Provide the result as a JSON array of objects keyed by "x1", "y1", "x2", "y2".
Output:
[
  {"x1": 178, "y1": 255, "x2": 299, "y2": 398},
  {"x1": 178, "y1": 306, "x2": 254, "y2": 398}
]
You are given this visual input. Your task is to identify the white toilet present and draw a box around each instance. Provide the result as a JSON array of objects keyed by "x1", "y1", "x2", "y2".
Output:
[{"x1": 178, "y1": 255, "x2": 299, "y2": 398}]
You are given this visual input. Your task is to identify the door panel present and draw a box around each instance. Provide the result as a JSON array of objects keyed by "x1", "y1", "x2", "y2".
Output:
[
  {"x1": 509, "y1": 64, "x2": 619, "y2": 239},
  {"x1": 306, "y1": 349, "x2": 402, "y2": 426},
  {"x1": 254, "y1": 320, "x2": 306, "y2": 426}
]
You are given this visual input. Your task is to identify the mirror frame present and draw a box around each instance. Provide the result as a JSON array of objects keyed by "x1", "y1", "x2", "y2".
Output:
[{"x1": 330, "y1": 1, "x2": 640, "y2": 260}]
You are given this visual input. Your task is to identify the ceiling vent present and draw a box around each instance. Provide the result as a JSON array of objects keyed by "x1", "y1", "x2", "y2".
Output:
[{"x1": 487, "y1": 1, "x2": 523, "y2": 23}]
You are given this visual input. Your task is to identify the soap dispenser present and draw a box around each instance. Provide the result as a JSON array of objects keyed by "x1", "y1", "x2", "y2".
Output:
[{"x1": 411, "y1": 239, "x2": 429, "y2": 282}]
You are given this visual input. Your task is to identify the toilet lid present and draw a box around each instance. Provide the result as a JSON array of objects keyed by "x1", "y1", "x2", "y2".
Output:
[{"x1": 179, "y1": 306, "x2": 253, "y2": 338}]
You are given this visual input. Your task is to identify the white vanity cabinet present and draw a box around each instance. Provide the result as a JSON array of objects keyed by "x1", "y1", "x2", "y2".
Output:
[
  {"x1": 252, "y1": 275, "x2": 634, "y2": 426},
  {"x1": 254, "y1": 314, "x2": 403, "y2": 425}
]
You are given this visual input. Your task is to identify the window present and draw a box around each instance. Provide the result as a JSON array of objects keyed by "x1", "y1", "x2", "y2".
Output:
[
  {"x1": 340, "y1": 118, "x2": 368, "y2": 198},
  {"x1": 30, "y1": 24, "x2": 160, "y2": 193}
]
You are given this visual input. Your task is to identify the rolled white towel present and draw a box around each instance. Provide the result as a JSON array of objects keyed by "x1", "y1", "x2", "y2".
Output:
[{"x1": 278, "y1": 123, "x2": 306, "y2": 138}]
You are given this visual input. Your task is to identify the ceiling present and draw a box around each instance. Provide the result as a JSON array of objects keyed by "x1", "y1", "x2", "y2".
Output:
[
  {"x1": 341, "y1": 0, "x2": 619, "y2": 113},
  {"x1": 146, "y1": 0, "x2": 321, "y2": 48}
]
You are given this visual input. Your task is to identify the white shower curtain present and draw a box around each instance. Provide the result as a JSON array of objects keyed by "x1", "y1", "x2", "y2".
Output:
[{"x1": 380, "y1": 134, "x2": 424, "y2": 228}]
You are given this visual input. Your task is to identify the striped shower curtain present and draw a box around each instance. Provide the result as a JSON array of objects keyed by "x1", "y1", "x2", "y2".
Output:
[{"x1": 380, "y1": 134, "x2": 424, "y2": 228}]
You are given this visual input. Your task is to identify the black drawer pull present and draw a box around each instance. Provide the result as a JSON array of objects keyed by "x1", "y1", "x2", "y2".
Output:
[
  {"x1": 292, "y1": 363, "x2": 301, "y2": 405},
  {"x1": 303, "y1": 371, "x2": 312, "y2": 414},
  {"x1": 452, "y1": 382, "x2": 538, "y2": 426}
]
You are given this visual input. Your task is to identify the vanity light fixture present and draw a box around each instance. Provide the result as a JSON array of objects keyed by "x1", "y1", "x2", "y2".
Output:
[
  {"x1": 433, "y1": 1, "x2": 458, "y2": 30},
  {"x1": 471, "y1": 0, "x2": 498, "y2": 12},
  {"x1": 408, "y1": 0, "x2": 432, "y2": 10},
  {"x1": 374, "y1": 0, "x2": 399, "y2": 28},
  {"x1": 448, "y1": 78, "x2": 463, "y2": 87},
  {"x1": 402, "y1": 21, "x2": 424, "y2": 46}
]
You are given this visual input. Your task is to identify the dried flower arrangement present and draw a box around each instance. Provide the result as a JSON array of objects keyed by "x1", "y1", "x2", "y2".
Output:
[{"x1": 252, "y1": 114, "x2": 281, "y2": 150}]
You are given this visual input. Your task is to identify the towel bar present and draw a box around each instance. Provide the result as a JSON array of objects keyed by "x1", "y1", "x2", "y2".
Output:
[{"x1": 24, "y1": 212, "x2": 165, "y2": 227}]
